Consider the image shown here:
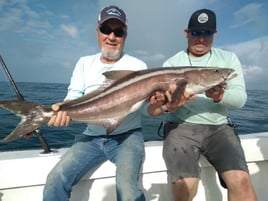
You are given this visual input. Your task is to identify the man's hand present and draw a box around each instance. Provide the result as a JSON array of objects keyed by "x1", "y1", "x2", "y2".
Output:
[
  {"x1": 205, "y1": 83, "x2": 227, "y2": 103},
  {"x1": 165, "y1": 90, "x2": 196, "y2": 112},
  {"x1": 47, "y1": 103, "x2": 71, "y2": 127},
  {"x1": 147, "y1": 90, "x2": 168, "y2": 105},
  {"x1": 147, "y1": 83, "x2": 196, "y2": 116}
]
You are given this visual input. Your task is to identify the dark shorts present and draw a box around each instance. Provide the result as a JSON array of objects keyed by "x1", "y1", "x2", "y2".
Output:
[{"x1": 163, "y1": 123, "x2": 249, "y2": 182}]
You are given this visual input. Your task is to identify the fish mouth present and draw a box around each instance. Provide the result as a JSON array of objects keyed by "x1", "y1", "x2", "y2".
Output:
[{"x1": 222, "y1": 71, "x2": 237, "y2": 81}]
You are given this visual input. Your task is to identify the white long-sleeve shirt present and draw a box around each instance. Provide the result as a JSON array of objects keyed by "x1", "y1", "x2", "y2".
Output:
[{"x1": 65, "y1": 53, "x2": 147, "y2": 136}]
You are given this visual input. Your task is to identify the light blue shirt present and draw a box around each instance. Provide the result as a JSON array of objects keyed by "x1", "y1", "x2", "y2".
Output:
[
  {"x1": 163, "y1": 47, "x2": 247, "y2": 125},
  {"x1": 65, "y1": 53, "x2": 147, "y2": 136}
]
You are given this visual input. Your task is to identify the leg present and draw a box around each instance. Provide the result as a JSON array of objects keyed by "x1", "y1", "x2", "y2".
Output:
[
  {"x1": 163, "y1": 123, "x2": 203, "y2": 201},
  {"x1": 221, "y1": 170, "x2": 257, "y2": 201},
  {"x1": 172, "y1": 178, "x2": 199, "y2": 201},
  {"x1": 43, "y1": 135, "x2": 106, "y2": 201},
  {"x1": 204, "y1": 125, "x2": 257, "y2": 201},
  {"x1": 107, "y1": 130, "x2": 145, "y2": 201}
]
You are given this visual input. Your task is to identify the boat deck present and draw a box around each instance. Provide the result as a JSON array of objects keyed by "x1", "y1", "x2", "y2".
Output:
[{"x1": 1, "y1": 132, "x2": 268, "y2": 201}]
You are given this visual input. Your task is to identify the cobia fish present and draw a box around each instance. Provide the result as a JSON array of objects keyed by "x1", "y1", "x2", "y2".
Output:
[{"x1": 0, "y1": 66, "x2": 236, "y2": 142}]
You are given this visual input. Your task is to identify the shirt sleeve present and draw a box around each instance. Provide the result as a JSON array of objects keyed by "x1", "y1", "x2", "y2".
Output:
[
  {"x1": 219, "y1": 53, "x2": 247, "y2": 108},
  {"x1": 64, "y1": 57, "x2": 86, "y2": 100}
]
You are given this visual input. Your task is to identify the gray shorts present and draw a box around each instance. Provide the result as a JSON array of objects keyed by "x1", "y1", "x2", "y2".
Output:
[{"x1": 163, "y1": 123, "x2": 249, "y2": 182}]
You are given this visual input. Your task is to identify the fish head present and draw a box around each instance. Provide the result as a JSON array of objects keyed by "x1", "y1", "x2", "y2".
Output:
[{"x1": 183, "y1": 67, "x2": 237, "y2": 94}]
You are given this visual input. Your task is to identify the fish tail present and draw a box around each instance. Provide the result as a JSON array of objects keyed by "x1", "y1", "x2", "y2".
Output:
[{"x1": 0, "y1": 100, "x2": 52, "y2": 142}]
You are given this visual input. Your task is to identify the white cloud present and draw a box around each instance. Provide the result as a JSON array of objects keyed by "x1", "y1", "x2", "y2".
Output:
[
  {"x1": 242, "y1": 64, "x2": 263, "y2": 81},
  {"x1": 222, "y1": 36, "x2": 268, "y2": 89},
  {"x1": 131, "y1": 50, "x2": 165, "y2": 66},
  {"x1": 0, "y1": 0, "x2": 53, "y2": 38},
  {"x1": 230, "y1": 3, "x2": 268, "y2": 32},
  {"x1": 224, "y1": 36, "x2": 268, "y2": 63},
  {"x1": 61, "y1": 24, "x2": 79, "y2": 38}
]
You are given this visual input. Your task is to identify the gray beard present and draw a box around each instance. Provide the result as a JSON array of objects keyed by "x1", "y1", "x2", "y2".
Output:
[{"x1": 101, "y1": 49, "x2": 121, "y2": 60}]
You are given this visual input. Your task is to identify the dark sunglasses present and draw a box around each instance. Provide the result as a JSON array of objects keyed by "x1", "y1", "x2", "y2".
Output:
[
  {"x1": 190, "y1": 30, "x2": 214, "y2": 37},
  {"x1": 99, "y1": 25, "x2": 126, "y2": 37}
]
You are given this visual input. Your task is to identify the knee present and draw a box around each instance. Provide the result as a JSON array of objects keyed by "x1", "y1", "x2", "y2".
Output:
[
  {"x1": 45, "y1": 168, "x2": 65, "y2": 186},
  {"x1": 172, "y1": 178, "x2": 199, "y2": 201},
  {"x1": 236, "y1": 175, "x2": 253, "y2": 191},
  {"x1": 224, "y1": 171, "x2": 253, "y2": 191}
]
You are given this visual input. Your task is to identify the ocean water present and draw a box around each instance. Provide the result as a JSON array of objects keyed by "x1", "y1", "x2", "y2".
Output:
[{"x1": 0, "y1": 81, "x2": 268, "y2": 151}]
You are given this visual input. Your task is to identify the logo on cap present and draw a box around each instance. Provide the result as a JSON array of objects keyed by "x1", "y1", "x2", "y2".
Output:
[
  {"x1": 197, "y1": 13, "x2": 209, "y2": 24},
  {"x1": 106, "y1": 8, "x2": 122, "y2": 17}
]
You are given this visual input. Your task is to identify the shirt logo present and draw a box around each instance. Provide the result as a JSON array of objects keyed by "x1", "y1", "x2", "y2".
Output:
[{"x1": 197, "y1": 13, "x2": 209, "y2": 24}]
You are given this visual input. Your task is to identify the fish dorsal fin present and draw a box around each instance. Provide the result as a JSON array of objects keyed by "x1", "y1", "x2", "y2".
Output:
[{"x1": 103, "y1": 70, "x2": 135, "y2": 81}]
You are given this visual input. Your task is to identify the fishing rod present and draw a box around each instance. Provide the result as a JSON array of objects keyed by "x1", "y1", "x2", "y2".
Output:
[
  {"x1": 0, "y1": 55, "x2": 24, "y2": 101},
  {"x1": 0, "y1": 55, "x2": 52, "y2": 153}
]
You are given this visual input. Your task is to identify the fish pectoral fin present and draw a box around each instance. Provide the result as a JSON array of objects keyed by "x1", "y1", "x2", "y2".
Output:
[{"x1": 171, "y1": 80, "x2": 188, "y2": 103}]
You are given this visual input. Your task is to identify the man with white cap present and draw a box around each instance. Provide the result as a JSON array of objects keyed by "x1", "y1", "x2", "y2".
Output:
[{"x1": 43, "y1": 5, "x2": 147, "y2": 201}]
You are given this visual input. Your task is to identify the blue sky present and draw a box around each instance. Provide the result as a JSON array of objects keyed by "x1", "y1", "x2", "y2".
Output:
[{"x1": 0, "y1": 0, "x2": 267, "y2": 89}]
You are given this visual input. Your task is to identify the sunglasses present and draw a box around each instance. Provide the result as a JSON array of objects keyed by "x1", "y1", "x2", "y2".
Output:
[
  {"x1": 99, "y1": 25, "x2": 126, "y2": 37},
  {"x1": 190, "y1": 30, "x2": 214, "y2": 37}
]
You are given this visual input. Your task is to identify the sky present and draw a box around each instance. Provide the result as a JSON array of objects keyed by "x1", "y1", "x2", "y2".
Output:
[{"x1": 0, "y1": 0, "x2": 267, "y2": 90}]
